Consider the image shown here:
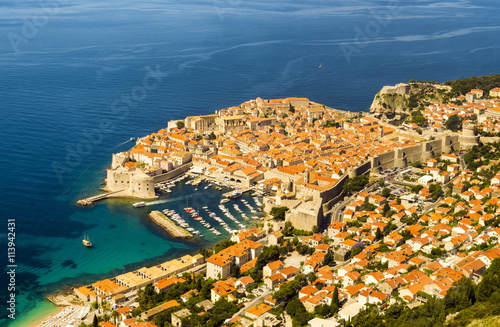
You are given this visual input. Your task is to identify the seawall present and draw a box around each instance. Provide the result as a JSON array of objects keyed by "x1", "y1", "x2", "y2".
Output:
[{"x1": 148, "y1": 211, "x2": 192, "y2": 238}]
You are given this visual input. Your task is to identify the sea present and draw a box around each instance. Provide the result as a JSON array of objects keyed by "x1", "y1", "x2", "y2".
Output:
[{"x1": 1, "y1": 0, "x2": 499, "y2": 325}]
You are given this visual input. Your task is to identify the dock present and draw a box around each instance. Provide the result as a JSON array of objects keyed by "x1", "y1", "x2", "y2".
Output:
[
  {"x1": 76, "y1": 191, "x2": 120, "y2": 206},
  {"x1": 148, "y1": 211, "x2": 192, "y2": 238},
  {"x1": 76, "y1": 190, "x2": 157, "y2": 206},
  {"x1": 222, "y1": 187, "x2": 253, "y2": 198}
]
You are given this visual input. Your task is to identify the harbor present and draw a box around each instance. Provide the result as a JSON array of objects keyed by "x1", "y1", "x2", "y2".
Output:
[{"x1": 150, "y1": 176, "x2": 266, "y2": 239}]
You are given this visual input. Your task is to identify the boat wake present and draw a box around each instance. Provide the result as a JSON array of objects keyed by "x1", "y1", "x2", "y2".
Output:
[
  {"x1": 115, "y1": 137, "x2": 135, "y2": 148},
  {"x1": 144, "y1": 196, "x2": 187, "y2": 206}
]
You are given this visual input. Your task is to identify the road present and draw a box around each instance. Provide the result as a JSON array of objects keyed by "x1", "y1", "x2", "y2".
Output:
[
  {"x1": 329, "y1": 178, "x2": 384, "y2": 222},
  {"x1": 231, "y1": 289, "x2": 272, "y2": 319}
]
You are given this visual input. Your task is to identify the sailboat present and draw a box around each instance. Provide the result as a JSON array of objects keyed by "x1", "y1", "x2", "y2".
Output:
[
  {"x1": 318, "y1": 62, "x2": 322, "y2": 69},
  {"x1": 82, "y1": 235, "x2": 92, "y2": 248}
]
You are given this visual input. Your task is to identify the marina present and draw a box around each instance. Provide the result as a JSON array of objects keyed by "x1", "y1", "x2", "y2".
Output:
[{"x1": 148, "y1": 175, "x2": 265, "y2": 238}]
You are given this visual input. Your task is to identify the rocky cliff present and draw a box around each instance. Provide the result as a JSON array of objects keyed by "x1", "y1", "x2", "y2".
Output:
[
  {"x1": 369, "y1": 82, "x2": 452, "y2": 115},
  {"x1": 369, "y1": 83, "x2": 410, "y2": 115}
]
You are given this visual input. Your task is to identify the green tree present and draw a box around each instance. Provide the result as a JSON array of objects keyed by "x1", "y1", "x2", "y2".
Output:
[
  {"x1": 285, "y1": 297, "x2": 313, "y2": 327},
  {"x1": 176, "y1": 120, "x2": 185, "y2": 129},
  {"x1": 209, "y1": 131, "x2": 216, "y2": 140},
  {"x1": 412, "y1": 184, "x2": 423, "y2": 194},
  {"x1": 429, "y1": 183, "x2": 443, "y2": 201},
  {"x1": 307, "y1": 272, "x2": 317, "y2": 284},
  {"x1": 445, "y1": 114, "x2": 462, "y2": 132},
  {"x1": 274, "y1": 280, "x2": 301, "y2": 301},
  {"x1": 477, "y1": 258, "x2": 500, "y2": 302},
  {"x1": 331, "y1": 286, "x2": 339, "y2": 314},
  {"x1": 231, "y1": 265, "x2": 240, "y2": 278},
  {"x1": 283, "y1": 221, "x2": 294, "y2": 236},
  {"x1": 343, "y1": 175, "x2": 369, "y2": 194},
  {"x1": 444, "y1": 278, "x2": 476, "y2": 312},
  {"x1": 270, "y1": 206, "x2": 289, "y2": 221},
  {"x1": 314, "y1": 304, "x2": 332, "y2": 318},
  {"x1": 92, "y1": 315, "x2": 98, "y2": 327},
  {"x1": 111, "y1": 310, "x2": 120, "y2": 325},
  {"x1": 377, "y1": 243, "x2": 391, "y2": 252},
  {"x1": 323, "y1": 252, "x2": 334, "y2": 266},
  {"x1": 382, "y1": 187, "x2": 391, "y2": 198},
  {"x1": 382, "y1": 203, "x2": 390, "y2": 214},
  {"x1": 214, "y1": 239, "x2": 236, "y2": 254},
  {"x1": 323, "y1": 120, "x2": 340, "y2": 128}
]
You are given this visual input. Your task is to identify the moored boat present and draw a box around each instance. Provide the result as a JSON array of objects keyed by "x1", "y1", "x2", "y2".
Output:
[{"x1": 82, "y1": 235, "x2": 92, "y2": 247}]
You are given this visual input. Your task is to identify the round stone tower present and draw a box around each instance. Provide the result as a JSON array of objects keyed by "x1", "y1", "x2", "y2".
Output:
[{"x1": 460, "y1": 124, "x2": 479, "y2": 150}]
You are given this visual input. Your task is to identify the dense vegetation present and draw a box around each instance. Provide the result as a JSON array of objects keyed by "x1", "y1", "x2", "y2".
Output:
[
  {"x1": 444, "y1": 114, "x2": 461, "y2": 132},
  {"x1": 323, "y1": 120, "x2": 341, "y2": 128},
  {"x1": 349, "y1": 258, "x2": 500, "y2": 327},
  {"x1": 446, "y1": 74, "x2": 500, "y2": 98},
  {"x1": 343, "y1": 175, "x2": 369, "y2": 194},
  {"x1": 464, "y1": 142, "x2": 500, "y2": 172},
  {"x1": 199, "y1": 239, "x2": 237, "y2": 258},
  {"x1": 270, "y1": 206, "x2": 289, "y2": 221}
]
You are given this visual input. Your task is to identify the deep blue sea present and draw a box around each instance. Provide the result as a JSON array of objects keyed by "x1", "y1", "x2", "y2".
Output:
[{"x1": 1, "y1": 0, "x2": 500, "y2": 325}]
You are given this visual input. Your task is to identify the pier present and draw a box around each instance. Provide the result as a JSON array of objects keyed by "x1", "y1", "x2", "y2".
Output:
[
  {"x1": 222, "y1": 187, "x2": 253, "y2": 198},
  {"x1": 76, "y1": 191, "x2": 121, "y2": 206},
  {"x1": 76, "y1": 190, "x2": 158, "y2": 206},
  {"x1": 148, "y1": 210, "x2": 192, "y2": 238}
]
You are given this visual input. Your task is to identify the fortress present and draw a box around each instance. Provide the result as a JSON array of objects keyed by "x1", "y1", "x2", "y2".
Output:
[
  {"x1": 104, "y1": 153, "x2": 157, "y2": 199},
  {"x1": 104, "y1": 153, "x2": 192, "y2": 199},
  {"x1": 100, "y1": 105, "x2": 482, "y2": 233},
  {"x1": 284, "y1": 125, "x2": 481, "y2": 231}
]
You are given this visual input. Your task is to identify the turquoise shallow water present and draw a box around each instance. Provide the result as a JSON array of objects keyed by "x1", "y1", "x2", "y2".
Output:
[{"x1": 1, "y1": 0, "x2": 500, "y2": 325}]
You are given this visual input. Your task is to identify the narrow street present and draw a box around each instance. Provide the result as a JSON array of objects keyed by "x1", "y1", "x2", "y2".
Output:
[{"x1": 231, "y1": 290, "x2": 272, "y2": 319}]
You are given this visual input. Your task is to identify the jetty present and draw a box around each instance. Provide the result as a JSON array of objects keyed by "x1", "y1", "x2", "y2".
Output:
[
  {"x1": 148, "y1": 211, "x2": 192, "y2": 238},
  {"x1": 76, "y1": 192, "x2": 117, "y2": 206},
  {"x1": 222, "y1": 187, "x2": 253, "y2": 198},
  {"x1": 76, "y1": 190, "x2": 156, "y2": 206}
]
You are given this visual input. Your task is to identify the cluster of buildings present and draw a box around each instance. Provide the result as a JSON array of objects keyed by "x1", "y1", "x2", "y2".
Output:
[
  {"x1": 95, "y1": 148, "x2": 500, "y2": 325},
  {"x1": 403, "y1": 87, "x2": 500, "y2": 134},
  {"x1": 76, "y1": 89, "x2": 500, "y2": 327},
  {"x1": 105, "y1": 97, "x2": 421, "y2": 230},
  {"x1": 74, "y1": 254, "x2": 205, "y2": 306}
]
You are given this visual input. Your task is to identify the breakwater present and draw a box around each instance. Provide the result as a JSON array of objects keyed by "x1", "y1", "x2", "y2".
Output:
[{"x1": 149, "y1": 210, "x2": 192, "y2": 238}]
